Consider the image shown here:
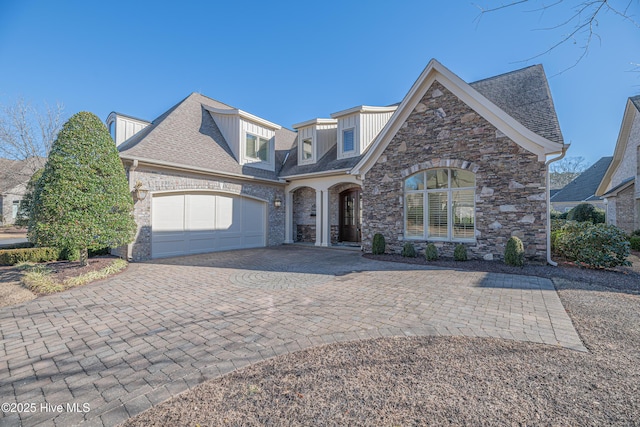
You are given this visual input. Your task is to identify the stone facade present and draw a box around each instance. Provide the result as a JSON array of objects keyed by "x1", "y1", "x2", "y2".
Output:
[
  {"x1": 293, "y1": 187, "x2": 316, "y2": 242},
  {"x1": 362, "y1": 82, "x2": 548, "y2": 262},
  {"x1": 127, "y1": 165, "x2": 285, "y2": 261}
]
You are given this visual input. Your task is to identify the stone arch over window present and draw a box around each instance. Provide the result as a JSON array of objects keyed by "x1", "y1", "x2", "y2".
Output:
[
  {"x1": 404, "y1": 166, "x2": 476, "y2": 241},
  {"x1": 400, "y1": 158, "x2": 480, "y2": 179}
]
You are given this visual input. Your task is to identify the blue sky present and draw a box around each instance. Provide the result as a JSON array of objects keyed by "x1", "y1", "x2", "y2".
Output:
[{"x1": 0, "y1": 0, "x2": 638, "y2": 166}]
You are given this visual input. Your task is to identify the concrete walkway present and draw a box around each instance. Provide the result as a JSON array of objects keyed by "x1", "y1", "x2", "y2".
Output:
[{"x1": 0, "y1": 246, "x2": 584, "y2": 426}]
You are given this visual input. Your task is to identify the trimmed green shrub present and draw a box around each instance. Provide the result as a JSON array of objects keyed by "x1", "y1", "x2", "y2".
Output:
[
  {"x1": 60, "y1": 247, "x2": 80, "y2": 261},
  {"x1": 372, "y1": 233, "x2": 386, "y2": 255},
  {"x1": 551, "y1": 219, "x2": 567, "y2": 232},
  {"x1": 631, "y1": 229, "x2": 640, "y2": 237},
  {"x1": 504, "y1": 236, "x2": 525, "y2": 267},
  {"x1": 15, "y1": 168, "x2": 43, "y2": 227},
  {"x1": 0, "y1": 247, "x2": 61, "y2": 266},
  {"x1": 567, "y1": 203, "x2": 605, "y2": 223},
  {"x1": 425, "y1": 243, "x2": 438, "y2": 261},
  {"x1": 630, "y1": 236, "x2": 640, "y2": 251},
  {"x1": 29, "y1": 112, "x2": 136, "y2": 266},
  {"x1": 0, "y1": 242, "x2": 34, "y2": 250},
  {"x1": 555, "y1": 221, "x2": 630, "y2": 268},
  {"x1": 453, "y1": 244, "x2": 468, "y2": 261},
  {"x1": 401, "y1": 242, "x2": 417, "y2": 258}
]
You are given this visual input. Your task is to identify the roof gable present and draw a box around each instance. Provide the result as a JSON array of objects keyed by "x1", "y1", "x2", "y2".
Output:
[
  {"x1": 551, "y1": 156, "x2": 613, "y2": 202},
  {"x1": 352, "y1": 59, "x2": 566, "y2": 176},
  {"x1": 596, "y1": 96, "x2": 640, "y2": 196}
]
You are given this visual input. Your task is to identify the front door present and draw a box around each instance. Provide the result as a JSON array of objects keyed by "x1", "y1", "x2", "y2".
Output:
[{"x1": 339, "y1": 188, "x2": 361, "y2": 243}]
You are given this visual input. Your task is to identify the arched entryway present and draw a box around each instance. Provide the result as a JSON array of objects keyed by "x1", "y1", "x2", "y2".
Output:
[{"x1": 338, "y1": 188, "x2": 362, "y2": 243}]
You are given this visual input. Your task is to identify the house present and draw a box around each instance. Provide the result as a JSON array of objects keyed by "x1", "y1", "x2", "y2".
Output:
[
  {"x1": 113, "y1": 59, "x2": 566, "y2": 262},
  {"x1": 596, "y1": 96, "x2": 640, "y2": 233},
  {"x1": 0, "y1": 157, "x2": 44, "y2": 226},
  {"x1": 551, "y1": 156, "x2": 613, "y2": 213}
]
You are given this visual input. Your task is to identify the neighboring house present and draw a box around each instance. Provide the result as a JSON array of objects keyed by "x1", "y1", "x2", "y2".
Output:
[
  {"x1": 113, "y1": 59, "x2": 566, "y2": 262},
  {"x1": 596, "y1": 96, "x2": 640, "y2": 233},
  {"x1": 0, "y1": 157, "x2": 45, "y2": 226},
  {"x1": 551, "y1": 156, "x2": 613, "y2": 213}
]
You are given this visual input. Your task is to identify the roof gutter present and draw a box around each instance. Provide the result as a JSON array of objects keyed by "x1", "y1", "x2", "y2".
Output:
[
  {"x1": 280, "y1": 168, "x2": 352, "y2": 180},
  {"x1": 119, "y1": 155, "x2": 286, "y2": 184},
  {"x1": 545, "y1": 144, "x2": 569, "y2": 266}
]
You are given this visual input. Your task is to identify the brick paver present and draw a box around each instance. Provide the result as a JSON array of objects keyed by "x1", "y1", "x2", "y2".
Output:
[{"x1": 0, "y1": 246, "x2": 585, "y2": 426}]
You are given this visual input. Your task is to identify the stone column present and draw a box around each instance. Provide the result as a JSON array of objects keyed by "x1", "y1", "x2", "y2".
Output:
[{"x1": 284, "y1": 190, "x2": 293, "y2": 244}]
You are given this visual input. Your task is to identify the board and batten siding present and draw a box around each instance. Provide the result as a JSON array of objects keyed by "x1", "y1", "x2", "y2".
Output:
[
  {"x1": 316, "y1": 123, "x2": 337, "y2": 161},
  {"x1": 209, "y1": 112, "x2": 240, "y2": 159},
  {"x1": 107, "y1": 113, "x2": 150, "y2": 147},
  {"x1": 361, "y1": 111, "x2": 395, "y2": 152}
]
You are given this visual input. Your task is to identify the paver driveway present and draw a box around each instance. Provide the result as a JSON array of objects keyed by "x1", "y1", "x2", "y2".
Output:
[{"x1": 0, "y1": 246, "x2": 584, "y2": 426}]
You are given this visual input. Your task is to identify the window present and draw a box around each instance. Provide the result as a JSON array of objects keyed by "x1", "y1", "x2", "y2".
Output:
[
  {"x1": 302, "y1": 138, "x2": 313, "y2": 160},
  {"x1": 12, "y1": 201, "x2": 19, "y2": 219},
  {"x1": 246, "y1": 133, "x2": 269, "y2": 162},
  {"x1": 343, "y1": 128, "x2": 355, "y2": 153},
  {"x1": 404, "y1": 168, "x2": 475, "y2": 241}
]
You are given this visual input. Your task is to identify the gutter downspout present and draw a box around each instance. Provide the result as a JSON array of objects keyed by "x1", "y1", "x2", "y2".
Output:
[
  {"x1": 545, "y1": 145, "x2": 569, "y2": 266},
  {"x1": 126, "y1": 159, "x2": 139, "y2": 261}
]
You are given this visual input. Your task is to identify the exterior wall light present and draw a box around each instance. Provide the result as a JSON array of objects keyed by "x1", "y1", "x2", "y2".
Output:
[
  {"x1": 274, "y1": 197, "x2": 282, "y2": 208},
  {"x1": 133, "y1": 181, "x2": 149, "y2": 201}
]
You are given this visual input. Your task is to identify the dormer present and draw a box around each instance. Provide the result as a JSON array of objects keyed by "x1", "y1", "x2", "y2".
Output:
[
  {"x1": 292, "y1": 118, "x2": 338, "y2": 165},
  {"x1": 330, "y1": 105, "x2": 397, "y2": 159},
  {"x1": 205, "y1": 106, "x2": 281, "y2": 171},
  {"x1": 106, "y1": 112, "x2": 151, "y2": 147}
]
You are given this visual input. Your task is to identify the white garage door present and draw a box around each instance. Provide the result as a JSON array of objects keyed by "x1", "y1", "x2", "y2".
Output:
[{"x1": 151, "y1": 193, "x2": 266, "y2": 258}]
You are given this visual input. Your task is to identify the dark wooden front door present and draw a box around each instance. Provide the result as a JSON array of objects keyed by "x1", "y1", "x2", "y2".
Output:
[{"x1": 339, "y1": 189, "x2": 361, "y2": 243}]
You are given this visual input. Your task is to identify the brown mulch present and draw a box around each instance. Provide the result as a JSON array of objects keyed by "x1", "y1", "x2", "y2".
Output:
[
  {"x1": 364, "y1": 251, "x2": 640, "y2": 295},
  {"x1": 43, "y1": 256, "x2": 117, "y2": 284},
  {"x1": 124, "y1": 254, "x2": 640, "y2": 426},
  {"x1": 0, "y1": 256, "x2": 119, "y2": 307}
]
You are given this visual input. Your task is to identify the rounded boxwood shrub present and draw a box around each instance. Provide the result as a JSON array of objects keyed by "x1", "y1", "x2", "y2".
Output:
[
  {"x1": 504, "y1": 236, "x2": 524, "y2": 267},
  {"x1": 567, "y1": 203, "x2": 605, "y2": 223},
  {"x1": 372, "y1": 233, "x2": 386, "y2": 255},
  {"x1": 453, "y1": 244, "x2": 468, "y2": 261},
  {"x1": 401, "y1": 242, "x2": 417, "y2": 258},
  {"x1": 630, "y1": 236, "x2": 640, "y2": 251},
  {"x1": 555, "y1": 221, "x2": 630, "y2": 268},
  {"x1": 425, "y1": 243, "x2": 438, "y2": 261}
]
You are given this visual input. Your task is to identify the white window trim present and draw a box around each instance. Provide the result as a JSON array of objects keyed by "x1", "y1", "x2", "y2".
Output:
[
  {"x1": 342, "y1": 127, "x2": 356, "y2": 155},
  {"x1": 245, "y1": 132, "x2": 270, "y2": 163},
  {"x1": 404, "y1": 168, "x2": 476, "y2": 242},
  {"x1": 300, "y1": 137, "x2": 314, "y2": 165}
]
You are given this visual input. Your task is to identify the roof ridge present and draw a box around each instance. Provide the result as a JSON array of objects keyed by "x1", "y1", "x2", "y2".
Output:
[{"x1": 469, "y1": 64, "x2": 541, "y2": 85}]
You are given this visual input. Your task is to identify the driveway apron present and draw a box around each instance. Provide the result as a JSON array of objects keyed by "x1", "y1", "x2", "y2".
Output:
[{"x1": 0, "y1": 246, "x2": 585, "y2": 426}]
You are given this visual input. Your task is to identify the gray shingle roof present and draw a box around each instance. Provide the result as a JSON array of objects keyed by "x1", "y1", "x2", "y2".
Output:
[
  {"x1": 0, "y1": 157, "x2": 45, "y2": 194},
  {"x1": 602, "y1": 176, "x2": 635, "y2": 197},
  {"x1": 118, "y1": 64, "x2": 563, "y2": 179},
  {"x1": 551, "y1": 157, "x2": 613, "y2": 202},
  {"x1": 279, "y1": 145, "x2": 362, "y2": 177},
  {"x1": 470, "y1": 64, "x2": 564, "y2": 145},
  {"x1": 631, "y1": 95, "x2": 640, "y2": 112},
  {"x1": 118, "y1": 93, "x2": 296, "y2": 181}
]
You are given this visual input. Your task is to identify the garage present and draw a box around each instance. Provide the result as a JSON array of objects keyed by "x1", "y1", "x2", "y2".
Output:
[{"x1": 151, "y1": 192, "x2": 266, "y2": 258}]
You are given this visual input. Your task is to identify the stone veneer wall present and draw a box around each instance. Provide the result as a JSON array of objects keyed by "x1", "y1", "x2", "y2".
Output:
[
  {"x1": 128, "y1": 166, "x2": 285, "y2": 261},
  {"x1": 293, "y1": 187, "x2": 316, "y2": 242},
  {"x1": 362, "y1": 82, "x2": 548, "y2": 262}
]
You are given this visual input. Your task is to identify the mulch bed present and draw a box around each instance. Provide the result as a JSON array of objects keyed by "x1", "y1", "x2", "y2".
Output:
[{"x1": 44, "y1": 255, "x2": 118, "y2": 283}]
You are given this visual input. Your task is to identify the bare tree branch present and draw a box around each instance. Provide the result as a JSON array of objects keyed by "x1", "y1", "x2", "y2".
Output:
[{"x1": 475, "y1": 1, "x2": 639, "y2": 74}]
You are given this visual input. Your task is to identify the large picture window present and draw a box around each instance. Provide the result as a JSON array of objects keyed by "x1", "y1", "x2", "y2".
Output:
[
  {"x1": 246, "y1": 133, "x2": 269, "y2": 162},
  {"x1": 404, "y1": 168, "x2": 475, "y2": 241}
]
